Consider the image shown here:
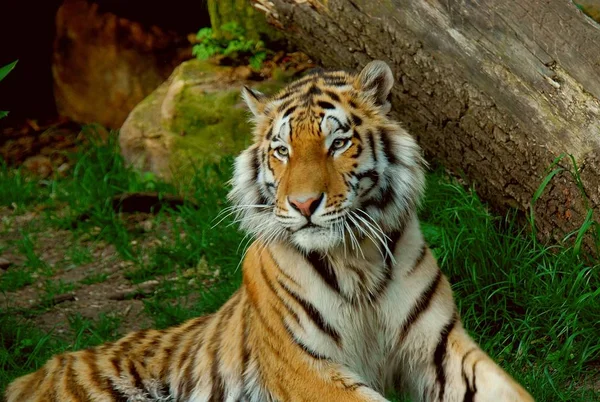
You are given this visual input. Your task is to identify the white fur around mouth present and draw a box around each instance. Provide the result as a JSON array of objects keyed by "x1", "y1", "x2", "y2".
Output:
[{"x1": 291, "y1": 225, "x2": 342, "y2": 252}]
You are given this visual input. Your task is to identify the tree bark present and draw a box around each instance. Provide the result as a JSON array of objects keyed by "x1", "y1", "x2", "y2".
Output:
[{"x1": 253, "y1": 0, "x2": 600, "y2": 244}]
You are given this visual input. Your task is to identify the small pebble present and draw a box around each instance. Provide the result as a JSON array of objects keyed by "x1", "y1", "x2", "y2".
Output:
[{"x1": 0, "y1": 257, "x2": 11, "y2": 270}]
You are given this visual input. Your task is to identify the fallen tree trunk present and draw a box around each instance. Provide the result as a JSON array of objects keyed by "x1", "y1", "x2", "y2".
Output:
[{"x1": 254, "y1": 0, "x2": 600, "y2": 244}]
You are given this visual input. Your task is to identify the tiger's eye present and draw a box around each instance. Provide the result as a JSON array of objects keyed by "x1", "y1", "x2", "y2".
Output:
[
  {"x1": 332, "y1": 138, "x2": 349, "y2": 150},
  {"x1": 276, "y1": 146, "x2": 289, "y2": 156}
]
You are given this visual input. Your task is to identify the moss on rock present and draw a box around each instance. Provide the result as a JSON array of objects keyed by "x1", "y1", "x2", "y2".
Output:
[
  {"x1": 119, "y1": 59, "x2": 285, "y2": 181},
  {"x1": 170, "y1": 88, "x2": 251, "y2": 171}
]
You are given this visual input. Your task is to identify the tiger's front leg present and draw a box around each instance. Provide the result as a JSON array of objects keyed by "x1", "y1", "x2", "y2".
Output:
[
  {"x1": 386, "y1": 247, "x2": 534, "y2": 401},
  {"x1": 395, "y1": 318, "x2": 534, "y2": 402}
]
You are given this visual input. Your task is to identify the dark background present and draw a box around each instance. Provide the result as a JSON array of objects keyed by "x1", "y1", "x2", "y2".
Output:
[{"x1": 0, "y1": 0, "x2": 210, "y2": 123}]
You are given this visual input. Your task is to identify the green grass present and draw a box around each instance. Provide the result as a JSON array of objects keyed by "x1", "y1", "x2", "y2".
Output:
[
  {"x1": 0, "y1": 269, "x2": 33, "y2": 292},
  {"x1": 66, "y1": 243, "x2": 94, "y2": 266},
  {"x1": 79, "y1": 272, "x2": 109, "y2": 286},
  {"x1": 421, "y1": 173, "x2": 599, "y2": 400},
  {"x1": 16, "y1": 231, "x2": 48, "y2": 272},
  {"x1": 0, "y1": 162, "x2": 45, "y2": 208},
  {"x1": 0, "y1": 133, "x2": 598, "y2": 400}
]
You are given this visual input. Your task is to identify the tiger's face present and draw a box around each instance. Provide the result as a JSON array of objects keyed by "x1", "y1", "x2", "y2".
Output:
[{"x1": 229, "y1": 61, "x2": 425, "y2": 253}]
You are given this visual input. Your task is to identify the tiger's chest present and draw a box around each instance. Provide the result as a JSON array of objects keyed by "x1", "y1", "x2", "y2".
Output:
[{"x1": 331, "y1": 308, "x2": 394, "y2": 391}]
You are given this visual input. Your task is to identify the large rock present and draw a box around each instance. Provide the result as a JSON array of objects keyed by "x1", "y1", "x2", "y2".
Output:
[
  {"x1": 53, "y1": 0, "x2": 192, "y2": 128},
  {"x1": 119, "y1": 59, "x2": 284, "y2": 179}
]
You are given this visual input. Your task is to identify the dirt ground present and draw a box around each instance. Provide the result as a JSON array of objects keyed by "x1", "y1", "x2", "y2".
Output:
[{"x1": 0, "y1": 207, "x2": 179, "y2": 337}]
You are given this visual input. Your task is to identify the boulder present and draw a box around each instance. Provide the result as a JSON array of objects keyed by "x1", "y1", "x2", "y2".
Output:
[
  {"x1": 53, "y1": 0, "x2": 192, "y2": 128},
  {"x1": 119, "y1": 59, "x2": 285, "y2": 179}
]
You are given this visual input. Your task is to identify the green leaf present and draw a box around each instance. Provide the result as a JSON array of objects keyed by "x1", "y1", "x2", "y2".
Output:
[
  {"x1": 196, "y1": 27, "x2": 213, "y2": 41},
  {"x1": 0, "y1": 60, "x2": 18, "y2": 83},
  {"x1": 531, "y1": 167, "x2": 564, "y2": 206},
  {"x1": 573, "y1": 209, "x2": 595, "y2": 256},
  {"x1": 249, "y1": 51, "x2": 267, "y2": 70},
  {"x1": 221, "y1": 21, "x2": 244, "y2": 38},
  {"x1": 0, "y1": 111, "x2": 7, "y2": 119}
]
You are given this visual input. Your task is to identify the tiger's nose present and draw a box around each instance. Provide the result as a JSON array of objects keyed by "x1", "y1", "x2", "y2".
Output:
[{"x1": 288, "y1": 193, "x2": 324, "y2": 217}]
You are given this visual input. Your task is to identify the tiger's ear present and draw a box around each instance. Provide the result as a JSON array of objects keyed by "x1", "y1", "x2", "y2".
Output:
[
  {"x1": 357, "y1": 60, "x2": 394, "y2": 112},
  {"x1": 241, "y1": 86, "x2": 267, "y2": 117}
]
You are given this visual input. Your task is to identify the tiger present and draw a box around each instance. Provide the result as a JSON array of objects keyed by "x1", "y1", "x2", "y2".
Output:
[{"x1": 5, "y1": 60, "x2": 534, "y2": 402}]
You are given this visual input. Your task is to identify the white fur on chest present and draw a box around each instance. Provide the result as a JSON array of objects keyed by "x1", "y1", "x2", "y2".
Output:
[{"x1": 268, "y1": 216, "x2": 429, "y2": 391}]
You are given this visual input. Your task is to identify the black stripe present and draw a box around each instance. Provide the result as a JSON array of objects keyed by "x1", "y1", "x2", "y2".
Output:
[
  {"x1": 250, "y1": 146, "x2": 260, "y2": 181},
  {"x1": 65, "y1": 356, "x2": 91, "y2": 402},
  {"x1": 364, "y1": 74, "x2": 385, "y2": 94},
  {"x1": 277, "y1": 279, "x2": 341, "y2": 345},
  {"x1": 349, "y1": 99, "x2": 358, "y2": 108},
  {"x1": 110, "y1": 356, "x2": 121, "y2": 378},
  {"x1": 142, "y1": 333, "x2": 162, "y2": 359},
  {"x1": 355, "y1": 170, "x2": 379, "y2": 196},
  {"x1": 350, "y1": 113, "x2": 363, "y2": 127},
  {"x1": 282, "y1": 321, "x2": 330, "y2": 360},
  {"x1": 435, "y1": 313, "x2": 458, "y2": 401},
  {"x1": 260, "y1": 265, "x2": 301, "y2": 325},
  {"x1": 240, "y1": 301, "x2": 250, "y2": 394},
  {"x1": 323, "y1": 77, "x2": 350, "y2": 86},
  {"x1": 362, "y1": 175, "x2": 396, "y2": 210},
  {"x1": 306, "y1": 252, "x2": 341, "y2": 294},
  {"x1": 85, "y1": 349, "x2": 126, "y2": 402},
  {"x1": 379, "y1": 128, "x2": 399, "y2": 165},
  {"x1": 367, "y1": 130, "x2": 377, "y2": 163},
  {"x1": 322, "y1": 72, "x2": 348, "y2": 79},
  {"x1": 180, "y1": 353, "x2": 196, "y2": 399},
  {"x1": 209, "y1": 302, "x2": 236, "y2": 402},
  {"x1": 397, "y1": 270, "x2": 442, "y2": 342},
  {"x1": 324, "y1": 90, "x2": 341, "y2": 102},
  {"x1": 265, "y1": 125, "x2": 273, "y2": 140},
  {"x1": 274, "y1": 91, "x2": 298, "y2": 102},
  {"x1": 288, "y1": 119, "x2": 297, "y2": 141},
  {"x1": 346, "y1": 382, "x2": 368, "y2": 391},
  {"x1": 407, "y1": 244, "x2": 428, "y2": 275},
  {"x1": 367, "y1": 228, "x2": 403, "y2": 303},
  {"x1": 244, "y1": 86, "x2": 262, "y2": 101},
  {"x1": 49, "y1": 356, "x2": 67, "y2": 402},
  {"x1": 346, "y1": 262, "x2": 367, "y2": 285},
  {"x1": 272, "y1": 260, "x2": 300, "y2": 287},
  {"x1": 209, "y1": 356, "x2": 225, "y2": 402},
  {"x1": 257, "y1": 193, "x2": 269, "y2": 207},
  {"x1": 308, "y1": 84, "x2": 322, "y2": 95},
  {"x1": 327, "y1": 115, "x2": 350, "y2": 132},
  {"x1": 318, "y1": 101, "x2": 335, "y2": 109},
  {"x1": 108, "y1": 379, "x2": 129, "y2": 402},
  {"x1": 156, "y1": 383, "x2": 171, "y2": 400},
  {"x1": 306, "y1": 67, "x2": 326, "y2": 75},
  {"x1": 180, "y1": 319, "x2": 211, "y2": 398},
  {"x1": 282, "y1": 105, "x2": 297, "y2": 118},
  {"x1": 351, "y1": 143, "x2": 363, "y2": 159},
  {"x1": 265, "y1": 182, "x2": 276, "y2": 197},
  {"x1": 249, "y1": 294, "x2": 279, "y2": 339},
  {"x1": 276, "y1": 98, "x2": 294, "y2": 113},
  {"x1": 355, "y1": 168, "x2": 379, "y2": 180},
  {"x1": 461, "y1": 349, "x2": 478, "y2": 402},
  {"x1": 275, "y1": 79, "x2": 312, "y2": 98},
  {"x1": 128, "y1": 360, "x2": 144, "y2": 392},
  {"x1": 384, "y1": 228, "x2": 404, "y2": 270}
]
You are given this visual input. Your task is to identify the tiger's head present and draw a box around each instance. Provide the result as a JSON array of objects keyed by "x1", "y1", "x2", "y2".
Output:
[{"x1": 229, "y1": 61, "x2": 425, "y2": 253}]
